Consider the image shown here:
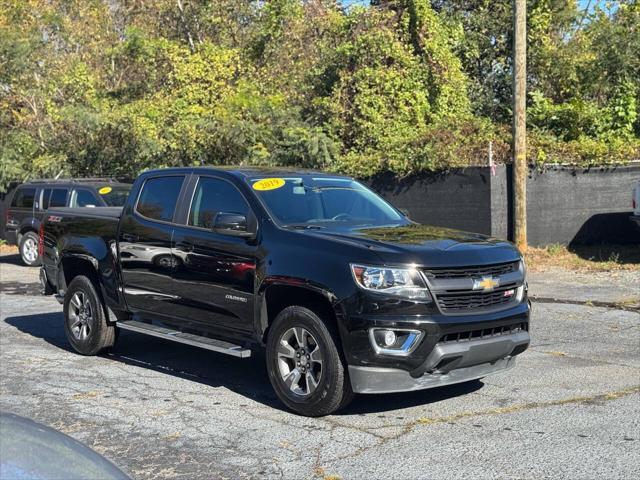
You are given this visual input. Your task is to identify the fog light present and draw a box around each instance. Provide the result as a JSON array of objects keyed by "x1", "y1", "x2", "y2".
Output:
[
  {"x1": 369, "y1": 328, "x2": 422, "y2": 356},
  {"x1": 383, "y1": 330, "x2": 396, "y2": 346}
]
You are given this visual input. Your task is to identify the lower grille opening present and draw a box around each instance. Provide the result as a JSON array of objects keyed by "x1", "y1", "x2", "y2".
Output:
[{"x1": 439, "y1": 322, "x2": 529, "y2": 344}]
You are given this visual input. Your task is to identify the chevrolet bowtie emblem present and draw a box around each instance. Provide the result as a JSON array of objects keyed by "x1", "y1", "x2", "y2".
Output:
[{"x1": 473, "y1": 276, "x2": 500, "y2": 292}]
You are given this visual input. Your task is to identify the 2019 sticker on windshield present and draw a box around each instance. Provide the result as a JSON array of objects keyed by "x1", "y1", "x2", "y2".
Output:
[
  {"x1": 98, "y1": 186, "x2": 112, "y2": 195},
  {"x1": 253, "y1": 178, "x2": 285, "y2": 191}
]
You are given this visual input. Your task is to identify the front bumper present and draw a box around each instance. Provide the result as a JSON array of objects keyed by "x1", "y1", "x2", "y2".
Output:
[{"x1": 349, "y1": 330, "x2": 529, "y2": 394}]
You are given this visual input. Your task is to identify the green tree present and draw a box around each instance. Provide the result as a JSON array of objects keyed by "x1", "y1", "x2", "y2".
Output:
[{"x1": 0, "y1": 0, "x2": 638, "y2": 191}]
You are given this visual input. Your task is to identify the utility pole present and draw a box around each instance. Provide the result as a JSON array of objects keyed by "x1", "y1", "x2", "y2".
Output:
[{"x1": 513, "y1": 0, "x2": 527, "y2": 250}]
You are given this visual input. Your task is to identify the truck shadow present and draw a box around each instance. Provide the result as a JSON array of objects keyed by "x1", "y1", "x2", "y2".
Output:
[
  {"x1": 0, "y1": 253, "x2": 22, "y2": 266},
  {"x1": 4, "y1": 312, "x2": 484, "y2": 416}
]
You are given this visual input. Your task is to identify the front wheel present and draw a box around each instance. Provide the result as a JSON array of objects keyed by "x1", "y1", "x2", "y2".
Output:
[
  {"x1": 19, "y1": 231, "x2": 40, "y2": 266},
  {"x1": 63, "y1": 276, "x2": 117, "y2": 355},
  {"x1": 266, "y1": 306, "x2": 354, "y2": 417}
]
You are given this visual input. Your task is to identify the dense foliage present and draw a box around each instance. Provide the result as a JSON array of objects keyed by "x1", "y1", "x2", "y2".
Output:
[{"x1": 1, "y1": 0, "x2": 638, "y2": 189}]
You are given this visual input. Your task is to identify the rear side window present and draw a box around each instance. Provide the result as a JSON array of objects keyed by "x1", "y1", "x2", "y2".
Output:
[
  {"x1": 41, "y1": 188, "x2": 52, "y2": 210},
  {"x1": 10, "y1": 188, "x2": 36, "y2": 208},
  {"x1": 189, "y1": 177, "x2": 249, "y2": 229},
  {"x1": 136, "y1": 176, "x2": 184, "y2": 222},
  {"x1": 49, "y1": 189, "x2": 68, "y2": 208}
]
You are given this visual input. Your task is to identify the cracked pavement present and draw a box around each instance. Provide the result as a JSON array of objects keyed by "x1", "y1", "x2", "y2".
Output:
[{"x1": 1, "y1": 252, "x2": 639, "y2": 479}]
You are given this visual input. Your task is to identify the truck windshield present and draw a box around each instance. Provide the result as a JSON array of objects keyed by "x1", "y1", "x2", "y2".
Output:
[
  {"x1": 249, "y1": 177, "x2": 406, "y2": 228},
  {"x1": 97, "y1": 185, "x2": 131, "y2": 207}
]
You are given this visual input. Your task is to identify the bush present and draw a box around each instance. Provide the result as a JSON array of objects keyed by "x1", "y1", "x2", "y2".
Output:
[{"x1": 528, "y1": 131, "x2": 640, "y2": 168}]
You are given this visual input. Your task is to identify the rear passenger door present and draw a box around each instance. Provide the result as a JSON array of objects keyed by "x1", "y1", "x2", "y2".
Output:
[
  {"x1": 170, "y1": 175, "x2": 258, "y2": 335},
  {"x1": 39, "y1": 187, "x2": 69, "y2": 209},
  {"x1": 37, "y1": 187, "x2": 69, "y2": 222},
  {"x1": 119, "y1": 175, "x2": 187, "y2": 317}
]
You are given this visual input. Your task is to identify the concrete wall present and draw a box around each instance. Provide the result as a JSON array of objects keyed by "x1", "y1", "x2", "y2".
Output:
[
  {"x1": 369, "y1": 163, "x2": 640, "y2": 247},
  {"x1": 368, "y1": 170, "x2": 493, "y2": 235},
  {"x1": 525, "y1": 164, "x2": 639, "y2": 246}
]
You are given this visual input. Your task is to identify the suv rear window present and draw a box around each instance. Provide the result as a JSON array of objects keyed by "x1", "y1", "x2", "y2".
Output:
[
  {"x1": 136, "y1": 176, "x2": 184, "y2": 222},
  {"x1": 11, "y1": 188, "x2": 36, "y2": 208}
]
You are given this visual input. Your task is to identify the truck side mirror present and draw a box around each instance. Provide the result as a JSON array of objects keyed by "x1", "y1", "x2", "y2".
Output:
[{"x1": 213, "y1": 212, "x2": 256, "y2": 239}]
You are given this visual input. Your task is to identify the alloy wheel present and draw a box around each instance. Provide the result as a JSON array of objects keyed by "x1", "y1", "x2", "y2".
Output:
[
  {"x1": 276, "y1": 327, "x2": 323, "y2": 396},
  {"x1": 68, "y1": 291, "x2": 93, "y2": 341},
  {"x1": 22, "y1": 237, "x2": 37, "y2": 263}
]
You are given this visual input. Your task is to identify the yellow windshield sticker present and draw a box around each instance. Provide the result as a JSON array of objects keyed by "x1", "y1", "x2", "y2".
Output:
[
  {"x1": 98, "y1": 186, "x2": 112, "y2": 195},
  {"x1": 253, "y1": 178, "x2": 285, "y2": 191}
]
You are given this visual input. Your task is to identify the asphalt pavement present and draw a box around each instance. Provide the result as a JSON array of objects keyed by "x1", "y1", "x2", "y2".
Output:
[{"x1": 1, "y1": 252, "x2": 638, "y2": 479}]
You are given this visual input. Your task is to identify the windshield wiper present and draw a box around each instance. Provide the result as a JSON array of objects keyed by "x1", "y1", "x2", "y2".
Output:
[{"x1": 285, "y1": 224, "x2": 326, "y2": 230}]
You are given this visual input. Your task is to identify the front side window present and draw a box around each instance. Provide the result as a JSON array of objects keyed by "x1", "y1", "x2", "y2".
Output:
[
  {"x1": 189, "y1": 177, "x2": 249, "y2": 229},
  {"x1": 49, "y1": 189, "x2": 68, "y2": 208},
  {"x1": 248, "y1": 177, "x2": 404, "y2": 229},
  {"x1": 136, "y1": 176, "x2": 184, "y2": 222},
  {"x1": 72, "y1": 189, "x2": 100, "y2": 207},
  {"x1": 11, "y1": 188, "x2": 36, "y2": 209},
  {"x1": 97, "y1": 185, "x2": 131, "y2": 206}
]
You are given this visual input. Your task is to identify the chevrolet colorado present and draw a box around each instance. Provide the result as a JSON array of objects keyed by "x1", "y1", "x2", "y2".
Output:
[{"x1": 40, "y1": 167, "x2": 530, "y2": 416}]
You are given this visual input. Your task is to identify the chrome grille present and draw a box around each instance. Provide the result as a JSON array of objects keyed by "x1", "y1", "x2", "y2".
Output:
[
  {"x1": 436, "y1": 286, "x2": 518, "y2": 313},
  {"x1": 422, "y1": 261, "x2": 524, "y2": 314},
  {"x1": 422, "y1": 261, "x2": 519, "y2": 279},
  {"x1": 439, "y1": 322, "x2": 528, "y2": 344}
]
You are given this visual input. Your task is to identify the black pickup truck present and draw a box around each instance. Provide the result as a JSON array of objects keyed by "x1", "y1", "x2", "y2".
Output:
[{"x1": 40, "y1": 167, "x2": 530, "y2": 416}]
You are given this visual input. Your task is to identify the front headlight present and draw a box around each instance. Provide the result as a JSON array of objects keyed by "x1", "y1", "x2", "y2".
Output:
[{"x1": 350, "y1": 264, "x2": 431, "y2": 300}]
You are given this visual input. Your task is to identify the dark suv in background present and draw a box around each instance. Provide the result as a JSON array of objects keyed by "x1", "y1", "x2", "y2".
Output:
[{"x1": 4, "y1": 178, "x2": 131, "y2": 266}]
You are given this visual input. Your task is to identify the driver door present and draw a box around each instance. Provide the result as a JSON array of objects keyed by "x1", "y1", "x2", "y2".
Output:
[{"x1": 170, "y1": 176, "x2": 258, "y2": 336}]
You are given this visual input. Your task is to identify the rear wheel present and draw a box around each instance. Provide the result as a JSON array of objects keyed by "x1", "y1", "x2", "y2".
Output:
[
  {"x1": 19, "y1": 231, "x2": 40, "y2": 266},
  {"x1": 63, "y1": 276, "x2": 117, "y2": 355},
  {"x1": 266, "y1": 306, "x2": 353, "y2": 417}
]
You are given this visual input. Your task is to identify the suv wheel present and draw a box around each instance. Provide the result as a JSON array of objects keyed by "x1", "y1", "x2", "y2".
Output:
[
  {"x1": 63, "y1": 276, "x2": 117, "y2": 355},
  {"x1": 266, "y1": 306, "x2": 354, "y2": 417},
  {"x1": 19, "y1": 231, "x2": 40, "y2": 266}
]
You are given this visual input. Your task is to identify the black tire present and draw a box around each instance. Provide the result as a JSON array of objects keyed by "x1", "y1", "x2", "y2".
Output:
[
  {"x1": 63, "y1": 276, "x2": 117, "y2": 355},
  {"x1": 152, "y1": 254, "x2": 180, "y2": 269},
  {"x1": 266, "y1": 306, "x2": 354, "y2": 417},
  {"x1": 19, "y1": 231, "x2": 40, "y2": 266}
]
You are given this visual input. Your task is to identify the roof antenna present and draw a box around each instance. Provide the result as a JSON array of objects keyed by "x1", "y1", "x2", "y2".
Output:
[{"x1": 54, "y1": 170, "x2": 64, "y2": 179}]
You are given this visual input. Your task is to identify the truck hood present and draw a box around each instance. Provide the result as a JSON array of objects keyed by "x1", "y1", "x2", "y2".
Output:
[{"x1": 300, "y1": 223, "x2": 522, "y2": 268}]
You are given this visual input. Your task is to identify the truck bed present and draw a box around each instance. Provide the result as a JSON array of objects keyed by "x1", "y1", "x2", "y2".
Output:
[
  {"x1": 45, "y1": 206, "x2": 123, "y2": 220},
  {"x1": 41, "y1": 206, "x2": 123, "y2": 297}
]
